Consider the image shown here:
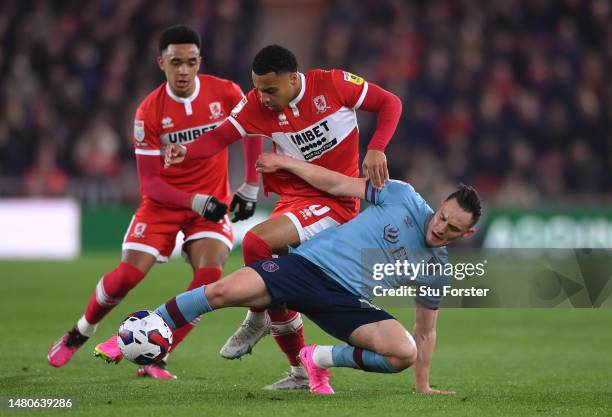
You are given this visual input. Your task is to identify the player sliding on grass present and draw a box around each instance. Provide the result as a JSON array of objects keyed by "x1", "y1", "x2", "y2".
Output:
[
  {"x1": 163, "y1": 45, "x2": 402, "y2": 389},
  {"x1": 47, "y1": 25, "x2": 263, "y2": 379},
  {"x1": 150, "y1": 152, "x2": 481, "y2": 394}
]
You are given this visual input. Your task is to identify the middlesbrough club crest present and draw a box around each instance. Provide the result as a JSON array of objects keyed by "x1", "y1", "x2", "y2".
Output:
[
  {"x1": 209, "y1": 101, "x2": 224, "y2": 119},
  {"x1": 313, "y1": 95, "x2": 331, "y2": 114},
  {"x1": 131, "y1": 223, "x2": 147, "y2": 239}
]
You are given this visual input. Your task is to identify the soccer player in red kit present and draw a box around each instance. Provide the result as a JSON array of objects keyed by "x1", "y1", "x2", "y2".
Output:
[
  {"x1": 164, "y1": 45, "x2": 402, "y2": 389},
  {"x1": 47, "y1": 25, "x2": 263, "y2": 379}
]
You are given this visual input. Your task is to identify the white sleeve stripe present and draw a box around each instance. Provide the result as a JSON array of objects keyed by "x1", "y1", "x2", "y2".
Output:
[
  {"x1": 227, "y1": 116, "x2": 247, "y2": 136},
  {"x1": 134, "y1": 149, "x2": 161, "y2": 156},
  {"x1": 354, "y1": 81, "x2": 369, "y2": 110}
]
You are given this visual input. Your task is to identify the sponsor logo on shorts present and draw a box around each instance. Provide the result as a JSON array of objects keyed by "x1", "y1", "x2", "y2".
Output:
[
  {"x1": 299, "y1": 204, "x2": 331, "y2": 220},
  {"x1": 262, "y1": 260, "x2": 280, "y2": 273},
  {"x1": 131, "y1": 222, "x2": 147, "y2": 239}
]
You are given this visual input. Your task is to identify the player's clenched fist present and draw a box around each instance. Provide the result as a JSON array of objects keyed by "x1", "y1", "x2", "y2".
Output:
[
  {"x1": 191, "y1": 194, "x2": 227, "y2": 222},
  {"x1": 163, "y1": 144, "x2": 187, "y2": 168}
]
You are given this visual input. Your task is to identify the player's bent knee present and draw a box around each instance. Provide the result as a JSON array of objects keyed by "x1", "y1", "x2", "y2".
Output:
[
  {"x1": 205, "y1": 281, "x2": 230, "y2": 307},
  {"x1": 388, "y1": 353, "x2": 416, "y2": 372},
  {"x1": 389, "y1": 342, "x2": 417, "y2": 371}
]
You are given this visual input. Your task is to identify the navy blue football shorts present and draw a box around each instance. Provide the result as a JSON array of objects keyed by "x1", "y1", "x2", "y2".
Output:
[{"x1": 249, "y1": 254, "x2": 395, "y2": 343}]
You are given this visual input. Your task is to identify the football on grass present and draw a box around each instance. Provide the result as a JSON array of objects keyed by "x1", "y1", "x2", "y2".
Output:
[{"x1": 117, "y1": 310, "x2": 173, "y2": 365}]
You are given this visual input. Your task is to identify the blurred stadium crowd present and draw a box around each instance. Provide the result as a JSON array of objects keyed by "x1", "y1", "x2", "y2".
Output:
[{"x1": 0, "y1": 0, "x2": 610, "y2": 206}]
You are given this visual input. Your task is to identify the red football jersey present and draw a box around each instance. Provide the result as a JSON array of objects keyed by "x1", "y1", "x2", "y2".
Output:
[
  {"x1": 133, "y1": 74, "x2": 243, "y2": 206},
  {"x1": 228, "y1": 69, "x2": 368, "y2": 213}
]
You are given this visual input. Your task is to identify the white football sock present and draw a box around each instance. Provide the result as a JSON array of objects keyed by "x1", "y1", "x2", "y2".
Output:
[
  {"x1": 77, "y1": 316, "x2": 98, "y2": 337},
  {"x1": 312, "y1": 345, "x2": 334, "y2": 369},
  {"x1": 246, "y1": 310, "x2": 268, "y2": 327}
]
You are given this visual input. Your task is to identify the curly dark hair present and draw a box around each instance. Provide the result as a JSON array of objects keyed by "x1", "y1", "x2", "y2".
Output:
[
  {"x1": 158, "y1": 24, "x2": 201, "y2": 54},
  {"x1": 252, "y1": 45, "x2": 298, "y2": 75}
]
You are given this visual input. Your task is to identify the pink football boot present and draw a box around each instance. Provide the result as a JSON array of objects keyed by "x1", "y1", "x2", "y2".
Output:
[
  {"x1": 47, "y1": 327, "x2": 89, "y2": 367},
  {"x1": 137, "y1": 362, "x2": 177, "y2": 379},
  {"x1": 94, "y1": 335, "x2": 124, "y2": 364},
  {"x1": 298, "y1": 345, "x2": 335, "y2": 395}
]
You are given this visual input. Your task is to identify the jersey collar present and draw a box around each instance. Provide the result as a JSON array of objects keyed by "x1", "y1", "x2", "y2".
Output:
[
  {"x1": 288, "y1": 72, "x2": 306, "y2": 117},
  {"x1": 166, "y1": 76, "x2": 201, "y2": 115}
]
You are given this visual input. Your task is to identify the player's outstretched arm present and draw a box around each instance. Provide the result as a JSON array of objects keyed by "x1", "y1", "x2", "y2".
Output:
[
  {"x1": 163, "y1": 120, "x2": 243, "y2": 167},
  {"x1": 256, "y1": 152, "x2": 366, "y2": 199},
  {"x1": 412, "y1": 304, "x2": 455, "y2": 395},
  {"x1": 359, "y1": 83, "x2": 402, "y2": 188}
]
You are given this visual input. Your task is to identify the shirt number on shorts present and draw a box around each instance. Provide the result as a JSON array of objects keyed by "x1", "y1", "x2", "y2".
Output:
[{"x1": 299, "y1": 204, "x2": 330, "y2": 220}]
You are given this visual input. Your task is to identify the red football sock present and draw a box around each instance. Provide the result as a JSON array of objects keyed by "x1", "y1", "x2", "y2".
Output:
[
  {"x1": 242, "y1": 231, "x2": 306, "y2": 364},
  {"x1": 84, "y1": 262, "x2": 145, "y2": 324},
  {"x1": 242, "y1": 231, "x2": 273, "y2": 264},
  {"x1": 243, "y1": 231, "x2": 273, "y2": 313},
  {"x1": 170, "y1": 267, "x2": 222, "y2": 351},
  {"x1": 268, "y1": 308, "x2": 305, "y2": 366}
]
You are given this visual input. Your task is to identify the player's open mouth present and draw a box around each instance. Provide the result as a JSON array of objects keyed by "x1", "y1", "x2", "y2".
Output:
[{"x1": 176, "y1": 80, "x2": 189, "y2": 88}]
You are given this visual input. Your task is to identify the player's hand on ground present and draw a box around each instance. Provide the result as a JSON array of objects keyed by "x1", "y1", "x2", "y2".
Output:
[
  {"x1": 230, "y1": 183, "x2": 259, "y2": 222},
  {"x1": 255, "y1": 152, "x2": 291, "y2": 173},
  {"x1": 362, "y1": 149, "x2": 389, "y2": 189},
  {"x1": 191, "y1": 194, "x2": 227, "y2": 222},
  {"x1": 163, "y1": 144, "x2": 187, "y2": 168},
  {"x1": 416, "y1": 386, "x2": 456, "y2": 395}
]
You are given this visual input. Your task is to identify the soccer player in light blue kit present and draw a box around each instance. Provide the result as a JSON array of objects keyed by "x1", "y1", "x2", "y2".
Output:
[{"x1": 149, "y1": 152, "x2": 481, "y2": 395}]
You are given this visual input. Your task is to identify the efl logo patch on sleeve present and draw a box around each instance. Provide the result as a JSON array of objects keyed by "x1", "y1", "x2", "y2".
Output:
[
  {"x1": 134, "y1": 120, "x2": 145, "y2": 143},
  {"x1": 343, "y1": 71, "x2": 364, "y2": 85}
]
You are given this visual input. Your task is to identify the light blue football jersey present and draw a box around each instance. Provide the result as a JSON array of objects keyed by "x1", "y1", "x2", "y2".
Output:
[{"x1": 293, "y1": 180, "x2": 450, "y2": 309}]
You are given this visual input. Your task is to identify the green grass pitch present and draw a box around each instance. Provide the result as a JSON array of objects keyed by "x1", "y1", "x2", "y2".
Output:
[{"x1": 1, "y1": 252, "x2": 610, "y2": 417}]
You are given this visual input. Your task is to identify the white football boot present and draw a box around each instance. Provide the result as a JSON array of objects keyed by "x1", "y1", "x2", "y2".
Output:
[
  {"x1": 219, "y1": 311, "x2": 271, "y2": 359},
  {"x1": 263, "y1": 368, "x2": 310, "y2": 390}
]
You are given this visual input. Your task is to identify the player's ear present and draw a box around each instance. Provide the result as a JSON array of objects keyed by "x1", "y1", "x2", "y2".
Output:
[
  {"x1": 289, "y1": 72, "x2": 299, "y2": 85},
  {"x1": 462, "y1": 227, "x2": 476, "y2": 239},
  {"x1": 157, "y1": 55, "x2": 164, "y2": 71}
]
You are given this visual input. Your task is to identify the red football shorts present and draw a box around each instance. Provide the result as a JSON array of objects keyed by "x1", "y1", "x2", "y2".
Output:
[
  {"x1": 122, "y1": 203, "x2": 233, "y2": 262},
  {"x1": 271, "y1": 196, "x2": 358, "y2": 243}
]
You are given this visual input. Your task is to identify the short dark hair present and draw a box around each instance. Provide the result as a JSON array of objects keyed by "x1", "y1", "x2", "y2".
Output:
[
  {"x1": 445, "y1": 184, "x2": 482, "y2": 227},
  {"x1": 252, "y1": 45, "x2": 298, "y2": 75},
  {"x1": 158, "y1": 24, "x2": 201, "y2": 54}
]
